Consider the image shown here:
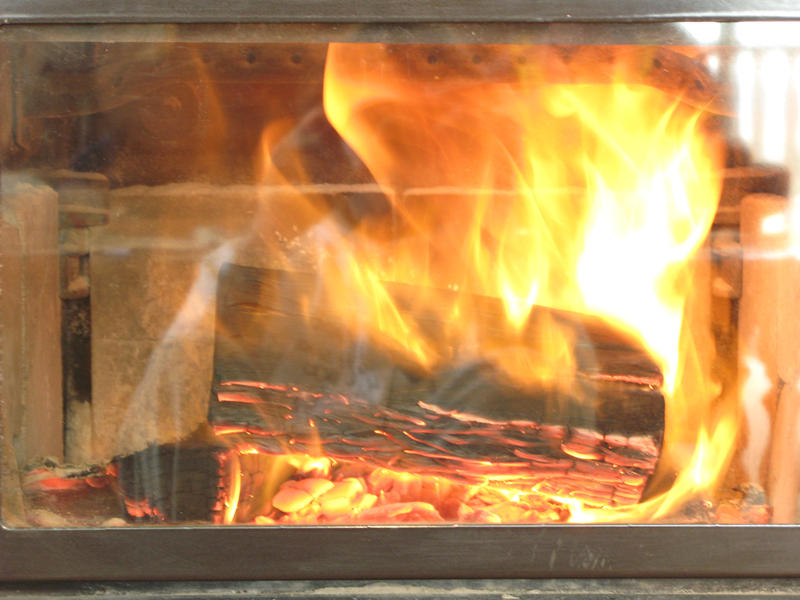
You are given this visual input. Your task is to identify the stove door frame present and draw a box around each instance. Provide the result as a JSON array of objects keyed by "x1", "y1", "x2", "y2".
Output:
[
  {"x1": 1, "y1": 525, "x2": 799, "y2": 580},
  {"x1": 0, "y1": 0, "x2": 799, "y2": 23},
  {"x1": 3, "y1": 0, "x2": 800, "y2": 582}
]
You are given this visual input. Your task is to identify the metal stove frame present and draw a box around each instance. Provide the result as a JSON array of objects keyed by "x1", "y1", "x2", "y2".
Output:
[{"x1": 2, "y1": 0, "x2": 800, "y2": 583}]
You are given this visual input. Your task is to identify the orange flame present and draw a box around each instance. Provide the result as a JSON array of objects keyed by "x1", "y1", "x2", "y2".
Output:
[{"x1": 253, "y1": 44, "x2": 734, "y2": 520}]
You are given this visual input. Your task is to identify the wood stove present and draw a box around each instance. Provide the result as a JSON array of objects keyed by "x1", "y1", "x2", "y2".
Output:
[{"x1": 3, "y1": 0, "x2": 800, "y2": 586}]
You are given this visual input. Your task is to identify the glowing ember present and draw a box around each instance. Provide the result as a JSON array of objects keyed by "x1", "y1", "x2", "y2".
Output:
[
  {"x1": 220, "y1": 449, "x2": 768, "y2": 525},
  {"x1": 234, "y1": 454, "x2": 576, "y2": 524},
  {"x1": 212, "y1": 380, "x2": 662, "y2": 522}
]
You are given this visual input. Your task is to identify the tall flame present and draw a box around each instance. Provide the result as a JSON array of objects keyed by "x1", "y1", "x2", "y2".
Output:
[{"x1": 259, "y1": 44, "x2": 734, "y2": 520}]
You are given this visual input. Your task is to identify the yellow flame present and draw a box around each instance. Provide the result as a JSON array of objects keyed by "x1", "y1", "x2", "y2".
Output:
[
  {"x1": 553, "y1": 495, "x2": 598, "y2": 524},
  {"x1": 223, "y1": 451, "x2": 242, "y2": 524},
  {"x1": 253, "y1": 43, "x2": 734, "y2": 520}
]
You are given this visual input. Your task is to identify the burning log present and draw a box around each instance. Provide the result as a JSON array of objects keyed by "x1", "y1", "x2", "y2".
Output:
[
  {"x1": 207, "y1": 263, "x2": 665, "y2": 514},
  {"x1": 213, "y1": 263, "x2": 664, "y2": 416},
  {"x1": 113, "y1": 262, "x2": 666, "y2": 523},
  {"x1": 211, "y1": 382, "x2": 660, "y2": 511},
  {"x1": 113, "y1": 441, "x2": 237, "y2": 523}
]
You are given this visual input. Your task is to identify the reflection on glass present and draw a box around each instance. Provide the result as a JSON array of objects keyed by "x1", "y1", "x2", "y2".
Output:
[{"x1": 0, "y1": 23, "x2": 798, "y2": 528}]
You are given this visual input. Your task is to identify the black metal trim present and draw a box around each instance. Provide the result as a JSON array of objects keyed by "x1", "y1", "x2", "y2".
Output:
[
  {"x1": 1, "y1": 0, "x2": 800, "y2": 24},
  {"x1": 1, "y1": 0, "x2": 799, "y2": 587},
  {"x1": 0, "y1": 22, "x2": 720, "y2": 46},
  {"x1": 1, "y1": 524, "x2": 799, "y2": 581}
]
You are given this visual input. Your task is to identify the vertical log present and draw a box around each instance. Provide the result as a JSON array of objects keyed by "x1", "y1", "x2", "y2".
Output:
[
  {"x1": 0, "y1": 218, "x2": 27, "y2": 525},
  {"x1": 769, "y1": 383, "x2": 800, "y2": 522},
  {"x1": 90, "y1": 185, "x2": 260, "y2": 460},
  {"x1": 2, "y1": 183, "x2": 63, "y2": 463},
  {"x1": 0, "y1": 219, "x2": 23, "y2": 456},
  {"x1": 772, "y1": 192, "x2": 800, "y2": 522},
  {"x1": 739, "y1": 193, "x2": 800, "y2": 522}
]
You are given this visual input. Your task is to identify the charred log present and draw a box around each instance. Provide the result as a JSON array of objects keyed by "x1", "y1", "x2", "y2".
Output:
[
  {"x1": 211, "y1": 383, "x2": 659, "y2": 509},
  {"x1": 213, "y1": 264, "x2": 664, "y2": 438},
  {"x1": 156, "y1": 263, "x2": 670, "y2": 517},
  {"x1": 113, "y1": 442, "x2": 235, "y2": 522}
]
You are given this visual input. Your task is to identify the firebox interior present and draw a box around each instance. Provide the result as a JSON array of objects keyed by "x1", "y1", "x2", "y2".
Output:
[{"x1": 0, "y1": 22, "x2": 796, "y2": 533}]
